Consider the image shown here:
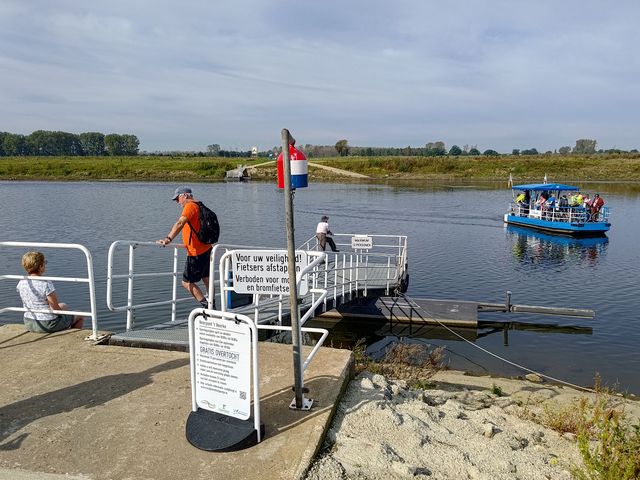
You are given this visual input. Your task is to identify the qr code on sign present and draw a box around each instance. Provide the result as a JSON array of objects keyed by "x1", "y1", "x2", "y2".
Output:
[{"x1": 239, "y1": 391, "x2": 247, "y2": 400}]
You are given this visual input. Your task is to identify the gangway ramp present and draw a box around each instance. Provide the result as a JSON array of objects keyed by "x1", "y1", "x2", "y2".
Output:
[{"x1": 107, "y1": 234, "x2": 408, "y2": 351}]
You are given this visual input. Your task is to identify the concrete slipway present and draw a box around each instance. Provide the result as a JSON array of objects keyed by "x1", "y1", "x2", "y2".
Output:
[{"x1": 0, "y1": 325, "x2": 353, "y2": 480}]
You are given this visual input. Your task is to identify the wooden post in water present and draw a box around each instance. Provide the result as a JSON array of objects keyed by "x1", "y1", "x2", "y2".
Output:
[{"x1": 281, "y1": 128, "x2": 305, "y2": 409}]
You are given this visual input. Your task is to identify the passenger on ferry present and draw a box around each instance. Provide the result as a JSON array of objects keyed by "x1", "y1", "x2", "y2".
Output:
[
  {"x1": 542, "y1": 194, "x2": 556, "y2": 219},
  {"x1": 569, "y1": 193, "x2": 579, "y2": 207},
  {"x1": 568, "y1": 193, "x2": 575, "y2": 207},
  {"x1": 559, "y1": 195, "x2": 569, "y2": 209},
  {"x1": 16, "y1": 251, "x2": 84, "y2": 333},
  {"x1": 590, "y1": 193, "x2": 605, "y2": 217},
  {"x1": 514, "y1": 192, "x2": 529, "y2": 216},
  {"x1": 545, "y1": 194, "x2": 556, "y2": 209},
  {"x1": 523, "y1": 191, "x2": 531, "y2": 212},
  {"x1": 536, "y1": 192, "x2": 547, "y2": 211},
  {"x1": 557, "y1": 195, "x2": 569, "y2": 219},
  {"x1": 316, "y1": 215, "x2": 339, "y2": 252},
  {"x1": 157, "y1": 186, "x2": 215, "y2": 309},
  {"x1": 582, "y1": 193, "x2": 591, "y2": 210}
]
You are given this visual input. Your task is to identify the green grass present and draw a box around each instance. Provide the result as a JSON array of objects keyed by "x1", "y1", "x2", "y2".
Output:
[
  {"x1": 537, "y1": 376, "x2": 640, "y2": 480},
  {"x1": 2, "y1": 153, "x2": 640, "y2": 182},
  {"x1": 490, "y1": 383, "x2": 505, "y2": 397},
  {"x1": 311, "y1": 153, "x2": 640, "y2": 181},
  {"x1": 0, "y1": 156, "x2": 263, "y2": 181},
  {"x1": 574, "y1": 410, "x2": 640, "y2": 480},
  {"x1": 351, "y1": 338, "x2": 445, "y2": 387},
  {"x1": 572, "y1": 379, "x2": 640, "y2": 480}
]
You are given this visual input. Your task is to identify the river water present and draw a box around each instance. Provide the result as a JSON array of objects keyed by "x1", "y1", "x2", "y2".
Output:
[{"x1": 1, "y1": 180, "x2": 639, "y2": 393}]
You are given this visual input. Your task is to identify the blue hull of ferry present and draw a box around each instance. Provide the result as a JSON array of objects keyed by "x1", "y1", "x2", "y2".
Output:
[{"x1": 503, "y1": 213, "x2": 610, "y2": 236}]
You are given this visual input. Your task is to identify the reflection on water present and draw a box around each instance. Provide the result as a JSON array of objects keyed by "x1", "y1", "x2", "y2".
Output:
[
  {"x1": 308, "y1": 316, "x2": 479, "y2": 346},
  {"x1": 506, "y1": 225, "x2": 609, "y2": 267}
]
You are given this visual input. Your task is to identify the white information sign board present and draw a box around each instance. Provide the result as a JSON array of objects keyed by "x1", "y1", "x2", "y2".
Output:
[
  {"x1": 194, "y1": 314, "x2": 251, "y2": 420},
  {"x1": 231, "y1": 250, "x2": 309, "y2": 295},
  {"x1": 351, "y1": 235, "x2": 373, "y2": 250}
]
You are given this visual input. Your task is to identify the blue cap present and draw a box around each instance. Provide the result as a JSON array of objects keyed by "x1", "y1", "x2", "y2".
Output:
[{"x1": 172, "y1": 186, "x2": 192, "y2": 200}]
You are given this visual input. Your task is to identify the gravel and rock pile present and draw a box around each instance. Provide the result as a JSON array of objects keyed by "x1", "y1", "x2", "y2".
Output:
[{"x1": 306, "y1": 372, "x2": 584, "y2": 480}]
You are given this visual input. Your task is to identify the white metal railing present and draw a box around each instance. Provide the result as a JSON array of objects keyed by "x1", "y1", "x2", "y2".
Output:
[
  {"x1": 106, "y1": 235, "x2": 407, "y2": 331},
  {"x1": 300, "y1": 233, "x2": 408, "y2": 261},
  {"x1": 257, "y1": 324, "x2": 329, "y2": 371},
  {"x1": 300, "y1": 233, "x2": 408, "y2": 302},
  {"x1": 107, "y1": 241, "x2": 277, "y2": 331},
  {"x1": 107, "y1": 240, "x2": 193, "y2": 330},
  {"x1": 0, "y1": 241, "x2": 99, "y2": 340},
  {"x1": 218, "y1": 249, "x2": 329, "y2": 326},
  {"x1": 508, "y1": 204, "x2": 611, "y2": 224}
]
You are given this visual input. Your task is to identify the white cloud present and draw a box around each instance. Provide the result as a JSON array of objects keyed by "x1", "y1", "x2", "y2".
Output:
[
  {"x1": 49, "y1": 13, "x2": 134, "y2": 44},
  {"x1": 1, "y1": 0, "x2": 639, "y2": 151}
]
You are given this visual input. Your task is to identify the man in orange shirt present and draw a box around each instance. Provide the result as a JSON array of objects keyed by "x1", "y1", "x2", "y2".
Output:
[{"x1": 157, "y1": 186, "x2": 214, "y2": 308}]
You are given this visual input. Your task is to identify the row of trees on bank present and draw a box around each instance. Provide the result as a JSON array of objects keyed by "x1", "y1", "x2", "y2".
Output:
[
  {"x1": 2, "y1": 130, "x2": 637, "y2": 159},
  {"x1": 255, "y1": 138, "x2": 636, "y2": 159},
  {"x1": 322, "y1": 138, "x2": 637, "y2": 158},
  {"x1": 0, "y1": 131, "x2": 139, "y2": 156},
  {"x1": 153, "y1": 138, "x2": 639, "y2": 159}
]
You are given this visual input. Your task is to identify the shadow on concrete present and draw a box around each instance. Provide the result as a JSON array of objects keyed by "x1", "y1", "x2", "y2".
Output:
[
  {"x1": 0, "y1": 327, "x2": 79, "y2": 350},
  {"x1": 0, "y1": 358, "x2": 189, "y2": 451},
  {"x1": 259, "y1": 375, "x2": 346, "y2": 438}
]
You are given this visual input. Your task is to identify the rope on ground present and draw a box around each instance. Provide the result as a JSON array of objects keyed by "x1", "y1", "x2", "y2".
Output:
[{"x1": 398, "y1": 293, "x2": 597, "y2": 394}]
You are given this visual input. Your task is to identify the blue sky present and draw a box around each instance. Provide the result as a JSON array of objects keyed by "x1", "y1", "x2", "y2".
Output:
[{"x1": 1, "y1": 1, "x2": 638, "y2": 152}]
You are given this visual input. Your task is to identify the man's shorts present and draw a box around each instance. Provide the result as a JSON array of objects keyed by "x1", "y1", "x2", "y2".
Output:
[
  {"x1": 316, "y1": 233, "x2": 327, "y2": 250},
  {"x1": 24, "y1": 314, "x2": 73, "y2": 333},
  {"x1": 183, "y1": 248, "x2": 212, "y2": 283}
]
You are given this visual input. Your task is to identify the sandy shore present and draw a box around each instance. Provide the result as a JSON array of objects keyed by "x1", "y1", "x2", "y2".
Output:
[{"x1": 305, "y1": 370, "x2": 639, "y2": 480}]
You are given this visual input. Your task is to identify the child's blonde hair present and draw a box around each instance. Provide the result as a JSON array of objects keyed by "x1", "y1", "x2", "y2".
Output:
[{"x1": 22, "y1": 251, "x2": 45, "y2": 274}]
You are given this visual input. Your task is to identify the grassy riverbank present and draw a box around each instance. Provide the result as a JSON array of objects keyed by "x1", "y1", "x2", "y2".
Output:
[
  {"x1": 310, "y1": 153, "x2": 640, "y2": 181},
  {"x1": 0, "y1": 156, "x2": 244, "y2": 181},
  {"x1": 2, "y1": 153, "x2": 640, "y2": 182}
]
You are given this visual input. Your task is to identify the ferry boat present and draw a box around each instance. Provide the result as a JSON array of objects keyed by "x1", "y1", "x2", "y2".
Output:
[{"x1": 504, "y1": 183, "x2": 611, "y2": 236}]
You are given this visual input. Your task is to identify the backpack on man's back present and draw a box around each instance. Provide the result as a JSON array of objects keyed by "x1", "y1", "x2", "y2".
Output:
[{"x1": 187, "y1": 202, "x2": 220, "y2": 244}]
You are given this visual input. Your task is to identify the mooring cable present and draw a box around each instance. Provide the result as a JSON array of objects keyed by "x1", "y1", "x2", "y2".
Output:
[{"x1": 397, "y1": 293, "x2": 598, "y2": 394}]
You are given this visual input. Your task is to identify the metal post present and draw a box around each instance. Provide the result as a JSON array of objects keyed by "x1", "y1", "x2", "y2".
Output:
[
  {"x1": 282, "y1": 128, "x2": 306, "y2": 410},
  {"x1": 126, "y1": 244, "x2": 135, "y2": 331},
  {"x1": 171, "y1": 248, "x2": 179, "y2": 322}
]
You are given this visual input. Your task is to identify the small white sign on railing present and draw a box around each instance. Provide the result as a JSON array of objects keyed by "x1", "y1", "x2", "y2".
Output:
[
  {"x1": 194, "y1": 314, "x2": 251, "y2": 420},
  {"x1": 231, "y1": 249, "x2": 309, "y2": 295},
  {"x1": 351, "y1": 235, "x2": 373, "y2": 250}
]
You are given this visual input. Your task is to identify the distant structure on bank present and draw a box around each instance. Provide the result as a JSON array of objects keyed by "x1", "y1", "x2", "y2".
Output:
[
  {"x1": 251, "y1": 147, "x2": 258, "y2": 157},
  {"x1": 225, "y1": 165, "x2": 251, "y2": 182}
]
